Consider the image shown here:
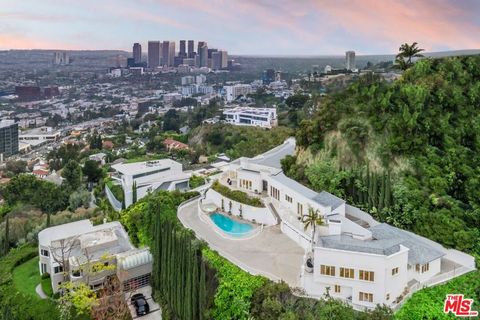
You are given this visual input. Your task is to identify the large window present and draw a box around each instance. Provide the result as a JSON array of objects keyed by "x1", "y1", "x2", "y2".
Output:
[
  {"x1": 132, "y1": 167, "x2": 170, "y2": 180},
  {"x1": 285, "y1": 194, "x2": 292, "y2": 203},
  {"x1": 54, "y1": 265, "x2": 64, "y2": 274},
  {"x1": 40, "y1": 249, "x2": 49, "y2": 257},
  {"x1": 359, "y1": 292, "x2": 373, "y2": 303},
  {"x1": 270, "y1": 186, "x2": 280, "y2": 200},
  {"x1": 359, "y1": 270, "x2": 374, "y2": 282},
  {"x1": 391, "y1": 267, "x2": 399, "y2": 276},
  {"x1": 297, "y1": 202, "x2": 303, "y2": 216},
  {"x1": 240, "y1": 179, "x2": 252, "y2": 190},
  {"x1": 334, "y1": 285, "x2": 341, "y2": 293},
  {"x1": 340, "y1": 267, "x2": 354, "y2": 279},
  {"x1": 320, "y1": 265, "x2": 335, "y2": 276},
  {"x1": 41, "y1": 263, "x2": 47, "y2": 274},
  {"x1": 421, "y1": 263, "x2": 429, "y2": 273}
]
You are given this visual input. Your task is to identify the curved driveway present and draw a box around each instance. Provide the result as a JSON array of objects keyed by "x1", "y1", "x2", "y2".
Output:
[{"x1": 178, "y1": 199, "x2": 304, "y2": 287}]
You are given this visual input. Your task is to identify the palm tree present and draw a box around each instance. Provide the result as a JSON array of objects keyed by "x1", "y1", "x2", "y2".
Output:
[
  {"x1": 395, "y1": 42, "x2": 425, "y2": 70},
  {"x1": 300, "y1": 207, "x2": 324, "y2": 250}
]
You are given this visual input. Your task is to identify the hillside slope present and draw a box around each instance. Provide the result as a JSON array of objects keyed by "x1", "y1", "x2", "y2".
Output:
[{"x1": 287, "y1": 55, "x2": 480, "y2": 255}]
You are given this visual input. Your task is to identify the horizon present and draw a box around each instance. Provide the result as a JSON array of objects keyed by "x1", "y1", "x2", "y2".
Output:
[{"x1": 2, "y1": 0, "x2": 480, "y2": 55}]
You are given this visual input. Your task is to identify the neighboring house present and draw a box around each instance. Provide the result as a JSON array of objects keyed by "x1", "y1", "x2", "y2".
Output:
[
  {"x1": 38, "y1": 220, "x2": 152, "y2": 293},
  {"x1": 163, "y1": 138, "x2": 189, "y2": 152},
  {"x1": 110, "y1": 159, "x2": 191, "y2": 208},
  {"x1": 32, "y1": 169, "x2": 49, "y2": 178},
  {"x1": 223, "y1": 106, "x2": 277, "y2": 128},
  {"x1": 89, "y1": 152, "x2": 107, "y2": 165},
  {"x1": 204, "y1": 138, "x2": 476, "y2": 310}
]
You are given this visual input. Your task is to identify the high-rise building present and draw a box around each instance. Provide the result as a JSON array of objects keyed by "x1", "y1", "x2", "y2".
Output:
[
  {"x1": 53, "y1": 51, "x2": 69, "y2": 65},
  {"x1": 211, "y1": 52, "x2": 221, "y2": 70},
  {"x1": 162, "y1": 41, "x2": 175, "y2": 67},
  {"x1": 262, "y1": 69, "x2": 275, "y2": 85},
  {"x1": 148, "y1": 41, "x2": 161, "y2": 69},
  {"x1": 0, "y1": 120, "x2": 19, "y2": 158},
  {"x1": 187, "y1": 40, "x2": 194, "y2": 58},
  {"x1": 219, "y1": 50, "x2": 228, "y2": 69},
  {"x1": 346, "y1": 51, "x2": 356, "y2": 71},
  {"x1": 179, "y1": 40, "x2": 186, "y2": 58},
  {"x1": 133, "y1": 43, "x2": 142, "y2": 64},
  {"x1": 197, "y1": 41, "x2": 206, "y2": 54},
  {"x1": 199, "y1": 44, "x2": 208, "y2": 68}
]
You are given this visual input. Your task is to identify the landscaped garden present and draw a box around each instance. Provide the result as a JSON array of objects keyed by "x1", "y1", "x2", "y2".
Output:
[{"x1": 211, "y1": 180, "x2": 265, "y2": 208}]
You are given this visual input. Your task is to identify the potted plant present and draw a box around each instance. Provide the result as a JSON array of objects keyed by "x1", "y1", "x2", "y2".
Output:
[
  {"x1": 221, "y1": 199, "x2": 224, "y2": 211},
  {"x1": 228, "y1": 201, "x2": 232, "y2": 214},
  {"x1": 239, "y1": 205, "x2": 243, "y2": 218}
]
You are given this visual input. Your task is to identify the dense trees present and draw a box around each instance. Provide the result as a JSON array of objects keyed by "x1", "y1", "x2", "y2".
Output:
[{"x1": 293, "y1": 55, "x2": 480, "y2": 255}]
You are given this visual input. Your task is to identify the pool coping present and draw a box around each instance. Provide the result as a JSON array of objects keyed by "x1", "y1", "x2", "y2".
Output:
[{"x1": 197, "y1": 201, "x2": 264, "y2": 241}]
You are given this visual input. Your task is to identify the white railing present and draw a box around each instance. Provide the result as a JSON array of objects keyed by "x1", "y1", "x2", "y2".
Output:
[{"x1": 105, "y1": 185, "x2": 123, "y2": 212}]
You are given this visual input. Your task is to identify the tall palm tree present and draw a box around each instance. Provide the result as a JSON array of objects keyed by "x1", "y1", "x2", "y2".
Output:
[
  {"x1": 300, "y1": 207, "x2": 324, "y2": 250},
  {"x1": 395, "y1": 42, "x2": 425, "y2": 70}
]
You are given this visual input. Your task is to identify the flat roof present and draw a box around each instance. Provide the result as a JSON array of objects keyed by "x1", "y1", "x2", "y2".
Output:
[
  {"x1": 38, "y1": 220, "x2": 93, "y2": 245},
  {"x1": 249, "y1": 137, "x2": 296, "y2": 169},
  {"x1": 111, "y1": 159, "x2": 180, "y2": 176}
]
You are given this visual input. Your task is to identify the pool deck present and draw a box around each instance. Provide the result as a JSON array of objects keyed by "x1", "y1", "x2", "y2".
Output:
[{"x1": 178, "y1": 199, "x2": 305, "y2": 287}]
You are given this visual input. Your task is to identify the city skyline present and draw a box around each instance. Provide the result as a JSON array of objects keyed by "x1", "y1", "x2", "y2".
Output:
[{"x1": 1, "y1": 0, "x2": 480, "y2": 55}]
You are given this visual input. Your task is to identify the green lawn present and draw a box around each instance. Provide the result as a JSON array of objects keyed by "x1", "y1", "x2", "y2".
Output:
[
  {"x1": 12, "y1": 256, "x2": 43, "y2": 299},
  {"x1": 41, "y1": 276, "x2": 54, "y2": 298}
]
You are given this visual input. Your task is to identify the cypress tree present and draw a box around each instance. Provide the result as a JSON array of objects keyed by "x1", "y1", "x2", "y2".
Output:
[
  {"x1": 4, "y1": 216, "x2": 9, "y2": 254},
  {"x1": 199, "y1": 259, "x2": 206, "y2": 320},
  {"x1": 192, "y1": 252, "x2": 199, "y2": 320},
  {"x1": 132, "y1": 181, "x2": 137, "y2": 204},
  {"x1": 372, "y1": 172, "x2": 378, "y2": 209},
  {"x1": 385, "y1": 172, "x2": 392, "y2": 208},
  {"x1": 378, "y1": 172, "x2": 386, "y2": 212}
]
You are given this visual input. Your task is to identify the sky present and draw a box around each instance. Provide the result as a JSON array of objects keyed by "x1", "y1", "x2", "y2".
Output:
[{"x1": 1, "y1": 0, "x2": 480, "y2": 55}]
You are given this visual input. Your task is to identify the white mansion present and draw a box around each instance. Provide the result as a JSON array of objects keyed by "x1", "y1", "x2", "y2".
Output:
[{"x1": 204, "y1": 138, "x2": 476, "y2": 309}]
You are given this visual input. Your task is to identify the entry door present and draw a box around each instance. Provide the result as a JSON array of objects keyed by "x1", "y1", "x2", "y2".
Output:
[{"x1": 262, "y1": 180, "x2": 268, "y2": 192}]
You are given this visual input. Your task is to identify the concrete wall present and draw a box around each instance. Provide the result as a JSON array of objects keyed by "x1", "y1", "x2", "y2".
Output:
[{"x1": 205, "y1": 188, "x2": 276, "y2": 225}]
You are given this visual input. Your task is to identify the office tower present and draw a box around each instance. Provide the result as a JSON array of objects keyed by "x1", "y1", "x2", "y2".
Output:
[
  {"x1": 162, "y1": 41, "x2": 175, "y2": 67},
  {"x1": 53, "y1": 51, "x2": 69, "y2": 65},
  {"x1": 179, "y1": 40, "x2": 186, "y2": 58},
  {"x1": 199, "y1": 44, "x2": 208, "y2": 67},
  {"x1": 211, "y1": 52, "x2": 221, "y2": 70},
  {"x1": 262, "y1": 69, "x2": 275, "y2": 84},
  {"x1": 197, "y1": 41, "x2": 206, "y2": 53},
  {"x1": 187, "y1": 40, "x2": 194, "y2": 58},
  {"x1": 148, "y1": 41, "x2": 161, "y2": 68},
  {"x1": 208, "y1": 48, "x2": 218, "y2": 59},
  {"x1": 0, "y1": 120, "x2": 19, "y2": 158},
  {"x1": 219, "y1": 50, "x2": 228, "y2": 69},
  {"x1": 133, "y1": 43, "x2": 142, "y2": 64},
  {"x1": 346, "y1": 51, "x2": 356, "y2": 71}
]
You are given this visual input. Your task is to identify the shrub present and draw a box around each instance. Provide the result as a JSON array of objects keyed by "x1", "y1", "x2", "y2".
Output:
[{"x1": 211, "y1": 180, "x2": 265, "y2": 208}]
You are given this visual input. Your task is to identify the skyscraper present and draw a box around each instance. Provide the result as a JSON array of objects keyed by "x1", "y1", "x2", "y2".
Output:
[
  {"x1": 187, "y1": 40, "x2": 194, "y2": 58},
  {"x1": 148, "y1": 41, "x2": 160, "y2": 69},
  {"x1": 199, "y1": 44, "x2": 208, "y2": 68},
  {"x1": 219, "y1": 50, "x2": 228, "y2": 69},
  {"x1": 162, "y1": 41, "x2": 175, "y2": 67},
  {"x1": 53, "y1": 51, "x2": 69, "y2": 65},
  {"x1": 0, "y1": 120, "x2": 19, "y2": 158},
  {"x1": 346, "y1": 51, "x2": 356, "y2": 71},
  {"x1": 197, "y1": 41, "x2": 206, "y2": 54},
  {"x1": 133, "y1": 43, "x2": 142, "y2": 64},
  {"x1": 179, "y1": 40, "x2": 186, "y2": 58},
  {"x1": 211, "y1": 52, "x2": 221, "y2": 70}
]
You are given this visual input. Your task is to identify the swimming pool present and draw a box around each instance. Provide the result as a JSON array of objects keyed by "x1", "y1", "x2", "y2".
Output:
[{"x1": 209, "y1": 213, "x2": 254, "y2": 237}]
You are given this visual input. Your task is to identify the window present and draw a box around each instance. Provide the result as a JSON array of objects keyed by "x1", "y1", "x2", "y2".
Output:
[
  {"x1": 421, "y1": 263, "x2": 430, "y2": 273},
  {"x1": 41, "y1": 263, "x2": 47, "y2": 274},
  {"x1": 334, "y1": 285, "x2": 341, "y2": 293},
  {"x1": 270, "y1": 186, "x2": 280, "y2": 200},
  {"x1": 359, "y1": 270, "x2": 374, "y2": 282},
  {"x1": 240, "y1": 179, "x2": 252, "y2": 190},
  {"x1": 297, "y1": 203, "x2": 303, "y2": 216},
  {"x1": 340, "y1": 267, "x2": 354, "y2": 279},
  {"x1": 415, "y1": 264, "x2": 420, "y2": 272},
  {"x1": 285, "y1": 194, "x2": 292, "y2": 203},
  {"x1": 40, "y1": 249, "x2": 49, "y2": 257},
  {"x1": 386, "y1": 293, "x2": 390, "y2": 301},
  {"x1": 54, "y1": 265, "x2": 64, "y2": 274},
  {"x1": 359, "y1": 292, "x2": 373, "y2": 303},
  {"x1": 320, "y1": 265, "x2": 335, "y2": 276},
  {"x1": 392, "y1": 267, "x2": 399, "y2": 275}
]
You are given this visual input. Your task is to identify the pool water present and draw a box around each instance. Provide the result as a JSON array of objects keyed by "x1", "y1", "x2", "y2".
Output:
[{"x1": 209, "y1": 213, "x2": 254, "y2": 237}]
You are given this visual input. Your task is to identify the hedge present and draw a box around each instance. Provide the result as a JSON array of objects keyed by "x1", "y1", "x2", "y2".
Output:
[{"x1": 211, "y1": 180, "x2": 265, "y2": 208}]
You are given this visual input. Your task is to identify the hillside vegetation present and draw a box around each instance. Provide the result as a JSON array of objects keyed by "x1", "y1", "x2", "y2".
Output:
[{"x1": 288, "y1": 55, "x2": 480, "y2": 256}]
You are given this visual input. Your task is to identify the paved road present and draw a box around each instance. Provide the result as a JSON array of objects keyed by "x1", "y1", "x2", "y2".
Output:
[{"x1": 178, "y1": 199, "x2": 305, "y2": 287}]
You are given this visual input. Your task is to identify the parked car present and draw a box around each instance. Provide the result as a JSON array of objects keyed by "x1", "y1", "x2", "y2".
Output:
[{"x1": 131, "y1": 293, "x2": 150, "y2": 316}]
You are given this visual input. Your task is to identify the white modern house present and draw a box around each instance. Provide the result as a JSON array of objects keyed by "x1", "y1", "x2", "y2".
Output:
[
  {"x1": 38, "y1": 220, "x2": 153, "y2": 293},
  {"x1": 204, "y1": 138, "x2": 476, "y2": 310},
  {"x1": 109, "y1": 159, "x2": 191, "y2": 208},
  {"x1": 223, "y1": 106, "x2": 277, "y2": 128}
]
